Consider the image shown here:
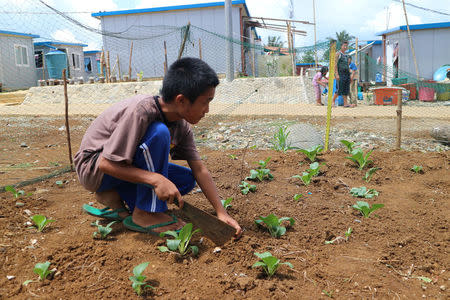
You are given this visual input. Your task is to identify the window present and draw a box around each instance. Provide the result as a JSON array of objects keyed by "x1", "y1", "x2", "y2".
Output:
[
  {"x1": 71, "y1": 53, "x2": 80, "y2": 69},
  {"x1": 35, "y1": 50, "x2": 43, "y2": 68},
  {"x1": 14, "y1": 45, "x2": 29, "y2": 67},
  {"x1": 84, "y1": 57, "x2": 92, "y2": 72}
]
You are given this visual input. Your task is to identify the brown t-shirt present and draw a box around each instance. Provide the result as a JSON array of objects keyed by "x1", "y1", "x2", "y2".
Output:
[{"x1": 74, "y1": 95, "x2": 200, "y2": 192}]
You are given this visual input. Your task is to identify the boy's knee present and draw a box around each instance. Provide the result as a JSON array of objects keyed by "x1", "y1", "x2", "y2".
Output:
[{"x1": 151, "y1": 122, "x2": 170, "y2": 139}]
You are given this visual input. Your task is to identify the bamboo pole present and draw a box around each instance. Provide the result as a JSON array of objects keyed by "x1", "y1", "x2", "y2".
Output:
[
  {"x1": 396, "y1": 89, "x2": 402, "y2": 149},
  {"x1": 62, "y1": 69, "x2": 74, "y2": 171},
  {"x1": 106, "y1": 51, "x2": 111, "y2": 83},
  {"x1": 325, "y1": 41, "x2": 337, "y2": 151},
  {"x1": 312, "y1": 0, "x2": 318, "y2": 67},
  {"x1": 100, "y1": 48, "x2": 104, "y2": 77},
  {"x1": 198, "y1": 38, "x2": 202, "y2": 60},
  {"x1": 401, "y1": 0, "x2": 420, "y2": 80},
  {"x1": 117, "y1": 54, "x2": 121, "y2": 81},
  {"x1": 128, "y1": 41, "x2": 133, "y2": 79},
  {"x1": 178, "y1": 22, "x2": 191, "y2": 60},
  {"x1": 164, "y1": 41, "x2": 168, "y2": 74}
]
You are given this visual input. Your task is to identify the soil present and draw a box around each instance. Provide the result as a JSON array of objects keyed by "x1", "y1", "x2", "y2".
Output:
[{"x1": 1, "y1": 148, "x2": 449, "y2": 299}]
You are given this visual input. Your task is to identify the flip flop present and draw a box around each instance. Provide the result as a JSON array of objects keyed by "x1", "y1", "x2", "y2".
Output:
[
  {"x1": 82, "y1": 204, "x2": 129, "y2": 221},
  {"x1": 122, "y1": 215, "x2": 181, "y2": 236}
]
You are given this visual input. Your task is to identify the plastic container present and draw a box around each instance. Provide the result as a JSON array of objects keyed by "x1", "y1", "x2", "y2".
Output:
[
  {"x1": 372, "y1": 87, "x2": 402, "y2": 105},
  {"x1": 45, "y1": 50, "x2": 68, "y2": 79},
  {"x1": 399, "y1": 83, "x2": 417, "y2": 100},
  {"x1": 392, "y1": 77, "x2": 408, "y2": 85},
  {"x1": 419, "y1": 87, "x2": 435, "y2": 102},
  {"x1": 335, "y1": 95, "x2": 344, "y2": 106}
]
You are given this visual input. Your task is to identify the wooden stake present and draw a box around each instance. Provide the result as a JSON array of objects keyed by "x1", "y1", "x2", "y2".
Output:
[
  {"x1": 396, "y1": 89, "x2": 402, "y2": 150},
  {"x1": 62, "y1": 69, "x2": 74, "y2": 171},
  {"x1": 178, "y1": 22, "x2": 191, "y2": 60},
  {"x1": 100, "y1": 48, "x2": 105, "y2": 77},
  {"x1": 128, "y1": 41, "x2": 133, "y2": 79},
  {"x1": 198, "y1": 38, "x2": 202, "y2": 60},
  {"x1": 106, "y1": 51, "x2": 111, "y2": 83},
  {"x1": 164, "y1": 41, "x2": 168, "y2": 74},
  {"x1": 117, "y1": 54, "x2": 121, "y2": 81},
  {"x1": 401, "y1": 0, "x2": 420, "y2": 80}
]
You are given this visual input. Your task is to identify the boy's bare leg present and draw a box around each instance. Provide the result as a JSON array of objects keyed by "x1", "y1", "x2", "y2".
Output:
[
  {"x1": 343, "y1": 95, "x2": 348, "y2": 106},
  {"x1": 132, "y1": 207, "x2": 185, "y2": 233},
  {"x1": 332, "y1": 93, "x2": 338, "y2": 107},
  {"x1": 95, "y1": 190, "x2": 130, "y2": 219}
]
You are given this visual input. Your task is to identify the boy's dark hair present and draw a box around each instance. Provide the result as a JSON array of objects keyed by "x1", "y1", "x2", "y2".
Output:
[
  {"x1": 342, "y1": 40, "x2": 349, "y2": 45},
  {"x1": 160, "y1": 57, "x2": 219, "y2": 103},
  {"x1": 320, "y1": 66, "x2": 328, "y2": 75}
]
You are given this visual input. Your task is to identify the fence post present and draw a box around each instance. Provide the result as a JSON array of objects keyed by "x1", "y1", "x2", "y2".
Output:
[
  {"x1": 62, "y1": 69, "x2": 74, "y2": 171},
  {"x1": 325, "y1": 41, "x2": 337, "y2": 151},
  {"x1": 396, "y1": 89, "x2": 403, "y2": 150}
]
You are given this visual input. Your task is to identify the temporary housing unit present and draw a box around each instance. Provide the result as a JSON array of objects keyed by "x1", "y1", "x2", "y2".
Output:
[
  {"x1": 0, "y1": 30, "x2": 40, "y2": 90},
  {"x1": 91, "y1": 0, "x2": 259, "y2": 79},
  {"x1": 34, "y1": 40, "x2": 88, "y2": 80},
  {"x1": 377, "y1": 21, "x2": 450, "y2": 80},
  {"x1": 358, "y1": 40, "x2": 383, "y2": 82},
  {"x1": 83, "y1": 50, "x2": 102, "y2": 78}
]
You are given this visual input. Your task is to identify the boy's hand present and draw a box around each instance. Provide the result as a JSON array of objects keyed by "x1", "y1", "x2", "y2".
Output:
[
  {"x1": 154, "y1": 175, "x2": 183, "y2": 208},
  {"x1": 217, "y1": 211, "x2": 242, "y2": 239},
  {"x1": 335, "y1": 73, "x2": 340, "y2": 80}
]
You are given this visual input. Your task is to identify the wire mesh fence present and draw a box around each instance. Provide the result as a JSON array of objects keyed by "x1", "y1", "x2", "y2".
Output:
[{"x1": 0, "y1": 0, "x2": 449, "y2": 188}]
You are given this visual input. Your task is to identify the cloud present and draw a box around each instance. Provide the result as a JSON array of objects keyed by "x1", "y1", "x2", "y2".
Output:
[{"x1": 51, "y1": 29, "x2": 83, "y2": 43}]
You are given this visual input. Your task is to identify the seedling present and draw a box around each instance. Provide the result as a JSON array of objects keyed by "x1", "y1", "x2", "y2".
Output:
[
  {"x1": 297, "y1": 145, "x2": 323, "y2": 162},
  {"x1": 92, "y1": 220, "x2": 117, "y2": 239},
  {"x1": 228, "y1": 154, "x2": 238, "y2": 160},
  {"x1": 344, "y1": 227, "x2": 352, "y2": 240},
  {"x1": 239, "y1": 181, "x2": 256, "y2": 195},
  {"x1": 411, "y1": 165, "x2": 423, "y2": 174},
  {"x1": 293, "y1": 194, "x2": 303, "y2": 201},
  {"x1": 325, "y1": 228, "x2": 352, "y2": 245},
  {"x1": 345, "y1": 148, "x2": 373, "y2": 170},
  {"x1": 255, "y1": 214, "x2": 295, "y2": 238},
  {"x1": 252, "y1": 252, "x2": 293, "y2": 278},
  {"x1": 292, "y1": 162, "x2": 321, "y2": 186},
  {"x1": 246, "y1": 157, "x2": 274, "y2": 181},
  {"x1": 129, "y1": 262, "x2": 154, "y2": 296},
  {"x1": 158, "y1": 223, "x2": 201, "y2": 256},
  {"x1": 363, "y1": 167, "x2": 379, "y2": 183},
  {"x1": 350, "y1": 187, "x2": 379, "y2": 199},
  {"x1": 322, "y1": 290, "x2": 334, "y2": 298},
  {"x1": 352, "y1": 201, "x2": 384, "y2": 218},
  {"x1": 221, "y1": 197, "x2": 233, "y2": 209},
  {"x1": 31, "y1": 215, "x2": 55, "y2": 232},
  {"x1": 340, "y1": 139, "x2": 360, "y2": 153},
  {"x1": 55, "y1": 180, "x2": 64, "y2": 188},
  {"x1": 270, "y1": 125, "x2": 296, "y2": 152},
  {"x1": 4, "y1": 185, "x2": 31, "y2": 198},
  {"x1": 34, "y1": 261, "x2": 54, "y2": 281}
]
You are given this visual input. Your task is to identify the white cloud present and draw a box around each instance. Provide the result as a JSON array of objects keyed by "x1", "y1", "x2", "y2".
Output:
[{"x1": 51, "y1": 29, "x2": 83, "y2": 43}]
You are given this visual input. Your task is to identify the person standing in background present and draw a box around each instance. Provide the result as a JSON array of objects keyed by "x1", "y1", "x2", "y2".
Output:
[{"x1": 348, "y1": 56, "x2": 358, "y2": 107}]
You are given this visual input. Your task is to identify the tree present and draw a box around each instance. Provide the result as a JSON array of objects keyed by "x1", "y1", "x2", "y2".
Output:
[
  {"x1": 322, "y1": 30, "x2": 355, "y2": 61},
  {"x1": 300, "y1": 50, "x2": 315, "y2": 63},
  {"x1": 267, "y1": 36, "x2": 284, "y2": 48}
]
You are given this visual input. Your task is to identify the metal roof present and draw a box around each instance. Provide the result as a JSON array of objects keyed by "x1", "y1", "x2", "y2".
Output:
[
  {"x1": 34, "y1": 41, "x2": 88, "y2": 47},
  {"x1": 92, "y1": 0, "x2": 249, "y2": 18},
  {"x1": 376, "y1": 21, "x2": 450, "y2": 36},
  {"x1": 0, "y1": 29, "x2": 39, "y2": 38},
  {"x1": 84, "y1": 50, "x2": 101, "y2": 54}
]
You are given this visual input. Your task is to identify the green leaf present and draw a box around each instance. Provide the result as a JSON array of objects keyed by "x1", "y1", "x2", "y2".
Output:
[
  {"x1": 33, "y1": 261, "x2": 52, "y2": 280},
  {"x1": 190, "y1": 245, "x2": 199, "y2": 256},
  {"x1": 167, "y1": 239, "x2": 181, "y2": 251},
  {"x1": 159, "y1": 230, "x2": 179, "y2": 239},
  {"x1": 252, "y1": 261, "x2": 266, "y2": 268},
  {"x1": 293, "y1": 194, "x2": 303, "y2": 201},
  {"x1": 281, "y1": 262, "x2": 294, "y2": 269},
  {"x1": 254, "y1": 252, "x2": 273, "y2": 259},
  {"x1": 416, "y1": 276, "x2": 432, "y2": 283},
  {"x1": 5, "y1": 185, "x2": 16, "y2": 193},
  {"x1": 133, "y1": 262, "x2": 149, "y2": 277},
  {"x1": 279, "y1": 217, "x2": 295, "y2": 227},
  {"x1": 23, "y1": 279, "x2": 33, "y2": 286},
  {"x1": 158, "y1": 246, "x2": 170, "y2": 252}
]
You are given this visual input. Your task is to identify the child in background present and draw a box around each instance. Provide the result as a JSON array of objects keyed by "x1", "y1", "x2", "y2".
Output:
[{"x1": 312, "y1": 66, "x2": 329, "y2": 106}]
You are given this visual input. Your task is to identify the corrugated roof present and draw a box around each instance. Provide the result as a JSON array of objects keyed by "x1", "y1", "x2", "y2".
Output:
[
  {"x1": 376, "y1": 21, "x2": 450, "y2": 36},
  {"x1": 34, "y1": 41, "x2": 88, "y2": 47},
  {"x1": 92, "y1": 0, "x2": 248, "y2": 18},
  {"x1": 84, "y1": 50, "x2": 101, "y2": 54},
  {"x1": 0, "y1": 29, "x2": 39, "y2": 38}
]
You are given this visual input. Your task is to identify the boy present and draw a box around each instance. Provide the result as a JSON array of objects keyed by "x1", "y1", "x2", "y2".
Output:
[
  {"x1": 75, "y1": 57, "x2": 242, "y2": 237},
  {"x1": 332, "y1": 41, "x2": 354, "y2": 107}
]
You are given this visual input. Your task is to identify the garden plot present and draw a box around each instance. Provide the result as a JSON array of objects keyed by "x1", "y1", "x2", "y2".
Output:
[{"x1": 0, "y1": 148, "x2": 448, "y2": 299}]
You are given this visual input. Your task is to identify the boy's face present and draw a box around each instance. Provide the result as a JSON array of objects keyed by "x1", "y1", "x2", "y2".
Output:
[
  {"x1": 179, "y1": 87, "x2": 215, "y2": 124},
  {"x1": 341, "y1": 43, "x2": 348, "y2": 52}
]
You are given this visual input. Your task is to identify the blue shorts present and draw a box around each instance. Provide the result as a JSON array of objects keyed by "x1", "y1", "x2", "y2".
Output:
[{"x1": 97, "y1": 122, "x2": 196, "y2": 213}]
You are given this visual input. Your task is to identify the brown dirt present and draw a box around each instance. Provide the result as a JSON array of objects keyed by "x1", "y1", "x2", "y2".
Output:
[{"x1": 1, "y1": 149, "x2": 449, "y2": 299}]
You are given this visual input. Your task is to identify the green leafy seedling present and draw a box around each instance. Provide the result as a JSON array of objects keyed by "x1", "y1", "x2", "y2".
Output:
[
  {"x1": 221, "y1": 197, "x2": 233, "y2": 209},
  {"x1": 292, "y1": 162, "x2": 321, "y2": 186},
  {"x1": 158, "y1": 223, "x2": 201, "y2": 256},
  {"x1": 252, "y1": 252, "x2": 293, "y2": 278},
  {"x1": 363, "y1": 167, "x2": 379, "y2": 183},
  {"x1": 239, "y1": 181, "x2": 256, "y2": 195},
  {"x1": 229, "y1": 154, "x2": 238, "y2": 160},
  {"x1": 325, "y1": 227, "x2": 352, "y2": 245},
  {"x1": 340, "y1": 139, "x2": 361, "y2": 153},
  {"x1": 344, "y1": 227, "x2": 352, "y2": 240},
  {"x1": 270, "y1": 125, "x2": 296, "y2": 152},
  {"x1": 352, "y1": 201, "x2": 384, "y2": 218},
  {"x1": 255, "y1": 214, "x2": 295, "y2": 238},
  {"x1": 4, "y1": 185, "x2": 31, "y2": 198},
  {"x1": 92, "y1": 220, "x2": 117, "y2": 239},
  {"x1": 34, "y1": 261, "x2": 54, "y2": 281},
  {"x1": 246, "y1": 157, "x2": 274, "y2": 181},
  {"x1": 55, "y1": 180, "x2": 64, "y2": 188},
  {"x1": 350, "y1": 187, "x2": 379, "y2": 199},
  {"x1": 297, "y1": 145, "x2": 323, "y2": 162},
  {"x1": 411, "y1": 165, "x2": 423, "y2": 174},
  {"x1": 293, "y1": 194, "x2": 303, "y2": 201},
  {"x1": 345, "y1": 148, "x2": 373, "y2": 170},
  {"x1": 129, "y1": 262, "x2": 154, "y2": 296},
  {"x1": 31, "y1": 215, "x2": 55, "y2": 232}
]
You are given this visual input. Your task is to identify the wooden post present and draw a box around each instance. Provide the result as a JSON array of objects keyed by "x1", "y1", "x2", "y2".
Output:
[
  {"x1": 198, "y1": 38, "x2": 202, "y2": 60},
  {"x1": 178, "y1": 22, "x2": 191, "y2": 60},
  {"x1": 62, "y1": 69, "x2": 74, "y2": 171},
  {"x1": 164, "y1": 41, "x2": 168, "y2": 75},
  {"x1": 401, "y1": 0, "x2": 420, "y2": 80},
  {"x1": 128, "y1": 41, "x2": 133, "y2": 79},
  {"x1": 106, "y1": 51, "x2": 111, "y2": 83},
  {"x1": 117, "y1": 54, "x2": 121, "y2": 81},
  {"x1": 286, "y1": 21, "x2": 296, "y2": 76},
  {"x1": 396, "y1": 89, "x2": 402, "y2": 150}
]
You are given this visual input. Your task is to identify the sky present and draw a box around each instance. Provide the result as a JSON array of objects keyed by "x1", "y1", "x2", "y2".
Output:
[{"x1": 0, "y1": 0, "x2": 449, "y2": 50}]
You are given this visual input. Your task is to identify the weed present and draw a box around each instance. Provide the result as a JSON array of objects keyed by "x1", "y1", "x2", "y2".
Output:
[
  {"x1": 239, "y1": 181, "x2": 257, "y2": 195},
  {"x1": 92, "y1": 220, "x2": 117, "y2": 239},
  {"x1": 340, "y1": 139, "x2": 360, "y2": 153},
  {"x1": 252, "y1": 252, "x2": 293, "y2": 278},
  {"x1": 55, "y1": 180, "x2": 64, "y2": 188},
  {"x1": 350, "y1": 187, "x2": 379, "y2": 199},
  {"x1": 345, "y1": 148, "x2": 373, "y2": 170},
  {"x1": 158, "y1": 223, "x2": 201, "y2": 256},
  {"x1": 297, "y1": 145, "x2": 323, "y2": 162},
  {"x1": 322, "y1": 289, "x2": 334, "y2": 298},
  {"x1": 34, "y1": 262, "x2": 54, "y2": 281},
  {"x1": 255, "y1": 214, "x2": 295, "y2": 238},
  {"x1": 352, "y1": 201, "x2": 384, "y2": 218},
  {"x1": 363, "y1": 167, "x2": 379, "y2": 183},
  {"x1": 221, "y1": 197, "x2": 233, "y2": 209},
  {"x1": 31, "y1": 215, "x2": 55, "y2": 232},
  {"x1": 270, "y1": 125, "x2": 296, "y2": 152},
  {"x1": 129, "y1": 262, "x2": 154, "y2": 296},
  {"x1": 228, "y1": 154, "x2": 238, "y2": 160},
  {"x1": 325, "y1": 228, "x2": 353, "y2": 244},
  {"x1": 411, "y1": 165, "x2": 423, "y2": 174}
]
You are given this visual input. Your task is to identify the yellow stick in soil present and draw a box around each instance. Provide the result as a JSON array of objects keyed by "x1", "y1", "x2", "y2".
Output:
[{"x1": 325, "y1": 41, "x2": 336, "y2": 151}]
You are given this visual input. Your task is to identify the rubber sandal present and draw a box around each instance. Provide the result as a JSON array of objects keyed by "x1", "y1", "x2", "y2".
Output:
[
  {"x1": 82, "y1": 204, "x2": 129, "y2": 221},
  {"x1": 122, "y1": 215, "x2": 181, "y2": 236}
]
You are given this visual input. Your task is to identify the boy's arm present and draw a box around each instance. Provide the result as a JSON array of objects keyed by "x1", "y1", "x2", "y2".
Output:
[{"x1": 188, "y1": 159, "x2": 242, "y2": 237}]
